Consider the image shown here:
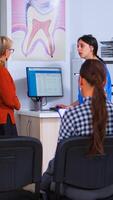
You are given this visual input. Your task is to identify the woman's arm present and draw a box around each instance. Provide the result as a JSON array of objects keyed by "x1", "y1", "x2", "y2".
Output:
[{"x1": 0, "y1": 67, "x2": 21, "y2": 110}]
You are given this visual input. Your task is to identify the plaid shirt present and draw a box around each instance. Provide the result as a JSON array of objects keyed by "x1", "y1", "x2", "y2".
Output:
[{"x1": 58, "y1": 97, "x2": 113, "y2": 142}]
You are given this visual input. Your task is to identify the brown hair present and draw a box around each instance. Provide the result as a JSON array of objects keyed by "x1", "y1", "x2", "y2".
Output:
[{"x1": 80, "y1": 59, "x2": 107, "y2": 154}]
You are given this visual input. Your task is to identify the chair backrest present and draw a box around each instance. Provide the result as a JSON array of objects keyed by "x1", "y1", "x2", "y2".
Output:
[
  {"x1": 0, "y1": 136, "x2": 42, "y2": 194},
  {"x1": 53, "y1": 136, "x2": 113, "y2": 190}
]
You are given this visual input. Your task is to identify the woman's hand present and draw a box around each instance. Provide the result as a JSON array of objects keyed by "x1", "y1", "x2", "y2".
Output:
[
  {"x1": 56, "y1": 104, "x2": 69, "y2": 109},
  {"x1": 56, "y1": 101, "x2": 80, "y2": 109}
]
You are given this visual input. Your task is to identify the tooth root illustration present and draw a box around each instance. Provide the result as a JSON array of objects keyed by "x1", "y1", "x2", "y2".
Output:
[{"x1": 22, "y1": 6, "x2": 57, "y2": 57}]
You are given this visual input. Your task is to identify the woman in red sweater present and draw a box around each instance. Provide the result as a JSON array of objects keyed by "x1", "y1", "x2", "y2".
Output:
[{"x1": 0, "y1": 36, "x2": 21, "y2": 136}]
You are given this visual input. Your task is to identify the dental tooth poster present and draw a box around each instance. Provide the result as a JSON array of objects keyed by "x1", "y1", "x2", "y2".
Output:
[{"x1": 11, "y1": 0, "x2": 65, "y2": 61}]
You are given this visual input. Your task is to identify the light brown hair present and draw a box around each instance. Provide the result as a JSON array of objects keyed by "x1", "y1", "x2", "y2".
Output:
[{"x1": 0, "y1": 36, "x2": 12, "y2": 57}]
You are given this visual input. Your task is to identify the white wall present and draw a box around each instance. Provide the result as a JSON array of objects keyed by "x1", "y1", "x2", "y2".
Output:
[{"x1": 70, "y1": 0, "x2": 113, "y2": 48}]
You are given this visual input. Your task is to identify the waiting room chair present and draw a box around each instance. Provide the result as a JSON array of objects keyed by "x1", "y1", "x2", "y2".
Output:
[
  {"x1": 0, "y1": 136, "x2": 42, "y2": 200},
  {"x1": 49, "y1": 136, "x2": 113, "y2": 200}
]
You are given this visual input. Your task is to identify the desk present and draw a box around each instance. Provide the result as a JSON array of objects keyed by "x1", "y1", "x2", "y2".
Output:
[{"x1": 16, "y1": 110, "x2": 60, "y2": 172}]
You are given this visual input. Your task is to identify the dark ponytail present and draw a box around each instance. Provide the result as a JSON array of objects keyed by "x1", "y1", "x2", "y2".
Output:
[
  {"x1": 80, "y1": 59, "x2": 107, "y2": 154},
  {"x1": 96, "y1": 55, "x2": 105, "y2": 64}
]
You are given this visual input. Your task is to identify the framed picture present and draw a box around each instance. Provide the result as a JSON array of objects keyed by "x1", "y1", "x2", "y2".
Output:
[{"x1": 11, "y1": 0, "x2": 65, "y2": 61}]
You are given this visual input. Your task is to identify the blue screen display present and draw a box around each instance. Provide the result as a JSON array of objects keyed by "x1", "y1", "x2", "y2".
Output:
[{"x1": 26, "y1": 67, "x2": 63, "y2": 97}]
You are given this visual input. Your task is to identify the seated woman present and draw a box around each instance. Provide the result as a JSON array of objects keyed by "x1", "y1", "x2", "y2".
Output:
[
  {"x1": 41, "y1": 59, "x2": 113, "y2": 192},
  {"x1": 58, "y1": 34, "x2": 112, "y2": 108}
]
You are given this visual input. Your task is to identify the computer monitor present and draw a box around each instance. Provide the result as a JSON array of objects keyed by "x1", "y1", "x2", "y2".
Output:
[{"x1": 26, "y1": 67, "x2": 63, "y2": 98}]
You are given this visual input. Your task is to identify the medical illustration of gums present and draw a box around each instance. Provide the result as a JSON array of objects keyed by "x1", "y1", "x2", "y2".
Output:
[{"x1": 12, "y1": 0, "x2": 65, "y2": 59}]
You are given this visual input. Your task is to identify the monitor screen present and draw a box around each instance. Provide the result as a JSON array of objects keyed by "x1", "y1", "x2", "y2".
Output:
[{"x1": 26, "y1": 67, "x2": 63, "y2": 97}]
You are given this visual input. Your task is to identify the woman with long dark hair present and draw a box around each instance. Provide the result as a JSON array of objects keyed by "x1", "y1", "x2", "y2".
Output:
[
  {"x1": 41, "y1": 59, "x2": 113, "y2": 192},
  {"x1": 59, "y1": 59, "x2": 113, "y2": 154}
]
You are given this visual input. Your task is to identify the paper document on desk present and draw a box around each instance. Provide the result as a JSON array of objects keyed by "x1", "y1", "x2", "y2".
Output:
[{"x1": 58, "y1": 109, "x2": 66, "y2": 118}]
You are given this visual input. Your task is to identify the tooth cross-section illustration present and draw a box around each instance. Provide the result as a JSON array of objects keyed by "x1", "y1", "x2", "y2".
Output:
[{"x1": 22, "y1": 6, "x2": 57, "y2": 57}]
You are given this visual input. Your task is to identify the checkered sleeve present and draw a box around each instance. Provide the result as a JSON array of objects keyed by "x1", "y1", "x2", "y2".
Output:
[
  {"x1": 57, "y1": 99, "x2": 113, "y2": 143},
  {"x1": 58, "y1": 109, "x2": 76, "y2": 142}
]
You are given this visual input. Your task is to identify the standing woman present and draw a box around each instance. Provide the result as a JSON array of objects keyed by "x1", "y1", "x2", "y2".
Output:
[{"x1": 0, "y1": 36, "x2": 21, "y2": 136}]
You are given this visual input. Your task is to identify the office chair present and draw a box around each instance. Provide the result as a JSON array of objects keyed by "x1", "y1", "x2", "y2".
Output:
[
  {"x1": 49, "y1": 136, "x2": 113, "y2": 200},
  {"x1": 0, "y1": 136, "x2": 42, "y2": 200}
]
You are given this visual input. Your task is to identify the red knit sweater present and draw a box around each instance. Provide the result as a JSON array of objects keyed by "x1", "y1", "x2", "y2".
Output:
[{"x1": 0, "y1": 63, "x2": 21, "y2": 124}]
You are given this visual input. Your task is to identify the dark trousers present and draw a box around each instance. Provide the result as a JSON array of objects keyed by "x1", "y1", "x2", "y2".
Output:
[
  {"x1": 0, "y1": 115, "x2": 18, "y2": 136},
  {"x1": 41, "y1": 159, "x2": 55, "y2": 191}
]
